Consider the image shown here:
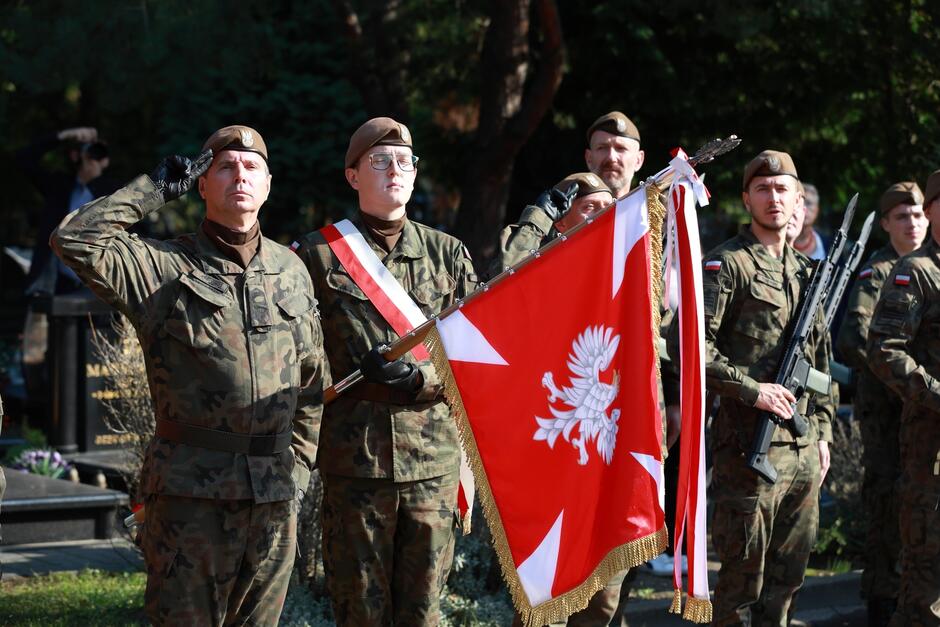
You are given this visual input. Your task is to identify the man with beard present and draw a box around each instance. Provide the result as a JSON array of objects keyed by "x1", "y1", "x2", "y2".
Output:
[
  {"x1": 836, "y1": 181, "x2": 928, "y2": 625},
  {"x1": 584, "y1": 111, "x2": 645, "y2": 198},
  {"x1": 702, "y1": 150, "x2": 835, "y2": 625}
]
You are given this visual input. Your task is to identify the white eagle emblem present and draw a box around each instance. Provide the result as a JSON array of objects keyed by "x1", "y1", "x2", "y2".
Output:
[
  {"x1": 534, "y1": 325, "x2": 621, "y2": 465},
  {"x1": 239, "y1": 129, "x2": 254, "y2": 147}
]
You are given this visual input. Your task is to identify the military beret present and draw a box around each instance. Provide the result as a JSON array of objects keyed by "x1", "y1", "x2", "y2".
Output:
[
  {"x1": 923, "y1": 170, "x2": 940, "y2": 207},
  {"x1": 553, "y1": 172, "x2": 611, "y2": 199},
  {"x1": 345, "y1": 117, "x2": 413, "y2": 169},
  {"x1": 879, "y1": 181, "x2": 924, "y2": 214},
  {"x1": 742, "y1": 150, "x2": 798, "y2": 191},
  {"x1": 202, "y1": 125, "x2": 267, "y2": 161},
  {"x1": 585, "y1": 111, "x2": 640, "y2": 144}
]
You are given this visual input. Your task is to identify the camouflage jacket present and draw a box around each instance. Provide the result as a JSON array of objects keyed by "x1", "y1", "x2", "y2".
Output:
[
  {"x1": 867, "y1": 238, "x2": 940, "y2": 481},
  {"x1": 51, "y1": 175, "x2": 330, "y2": 503},
  {"x1": 486, "y1": 205, "x2": 554, "y2": 280},
  {"x1": 698, "y1": 225, "x2": 835, "y2": 451},
  {"x1": 294, "y1": 215, "x2": 477, "y2": 481},
  {"x1": 836, "y1": 244, "x2": 900, "y2": 371}
]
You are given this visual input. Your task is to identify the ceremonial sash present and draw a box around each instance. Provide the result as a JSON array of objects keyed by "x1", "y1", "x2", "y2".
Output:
[
  {"x1": 321, "y1": 219, "x2": 430, "y2": 360},
  {"x1": 320, "y1": 218, "x2": 474, "y2": 529}
]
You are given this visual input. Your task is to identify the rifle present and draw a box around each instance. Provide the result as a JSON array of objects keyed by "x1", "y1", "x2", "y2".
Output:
[
  {"x1": 822, "y1": 210, "x2": 876, "y2": 329},
  {"x1": 746, "y1": 194, "x2": 858, "y2": 483}
]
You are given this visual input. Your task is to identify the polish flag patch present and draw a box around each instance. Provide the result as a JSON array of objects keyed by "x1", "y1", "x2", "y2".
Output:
[
  {"x1": 290, "y1": 241, "x2": 301, "y2": 253},
  {"x1": 858, "y1": 268, "x2": 873, "y2": 280},
  {"x1": 895, "y1": 274, "x2": 911, "y2": 286},
  {"x1": 704, "y1": 260, "x2": 722, "y2": 272}
]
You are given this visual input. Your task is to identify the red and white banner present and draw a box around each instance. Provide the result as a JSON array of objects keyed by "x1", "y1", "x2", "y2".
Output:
[
  {"x1": 664, "y1": 150, "x2": 712, "y2": 622},
  {"x1": 321, "y1": 219, "x2": 474, "y2": 529},
  {"x1": 427, "y1": 190, "x2": 666, "y2": 625}
]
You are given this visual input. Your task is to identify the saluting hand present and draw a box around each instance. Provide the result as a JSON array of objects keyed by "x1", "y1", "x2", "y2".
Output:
[
  {"x1": 754, "y1": 382, "x2": 796, "y2": 419},
  {"x1": 534, "y1": 182, "x2": 579, "y2": 222},
  {"x1": 149, "y1": 149, "x2": 214, "y2": 202}
]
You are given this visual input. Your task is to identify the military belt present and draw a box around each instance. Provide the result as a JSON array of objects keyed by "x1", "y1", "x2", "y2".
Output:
[
  {"x1": 345, "y1": 382, "x2": 434, "y2": 406},
  {"x1": 155, "y1": 418, "x2": 292, "y2": 455}
]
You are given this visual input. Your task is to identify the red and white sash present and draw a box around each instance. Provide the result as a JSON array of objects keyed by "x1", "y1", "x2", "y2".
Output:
[{"x1": 320, "y1": 218, "x2": 475, "y2": 529}]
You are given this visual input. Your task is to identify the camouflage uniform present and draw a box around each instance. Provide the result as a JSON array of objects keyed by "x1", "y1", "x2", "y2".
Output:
[
  {"x1": 293, "y1": 215, "x2": 476, "y2": 626},
  {"x1": 867, "y1": 237, "x2": 940, "y2": 627},
  {"x1": 699, "y1": 225, "x2": 835, "y2": 626},
  {"x1": 0, "y1": 393, "x2": 4, "y2": 544},
  {"x1": 835, "y1": 244, "x2": 903, "y2": 605},
  {"x1": 51, "y1": 175, "x2": 329, "y2": 625}
]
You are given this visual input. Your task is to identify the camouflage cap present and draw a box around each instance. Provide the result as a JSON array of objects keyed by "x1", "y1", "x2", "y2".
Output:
[
  {"x1": 924, "y1": 170, "x2": 940, "y2": 207},
  {"x1": 879, "y1": 181, "x2": 924, "y2": 214},
  {"x1": 742, "y1": 150, "x2": 798, "y2": 191},
  {"x1": 553, "y1": 172, "x2": 611, "y2": 198},
  {"x1": 202, "y1": 125, "x2": 268, "y2": 161},
  {"x1": 345, "y1": 117, "x2": 413, "y2": 168},
  {"x1": 585, "y1": 111, "x2": 640, "y2": 144}
]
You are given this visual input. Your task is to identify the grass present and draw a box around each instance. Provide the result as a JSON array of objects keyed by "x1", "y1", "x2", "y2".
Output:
[{"x1": 0, "y1": 569, "x2": 147, "y2": 626}]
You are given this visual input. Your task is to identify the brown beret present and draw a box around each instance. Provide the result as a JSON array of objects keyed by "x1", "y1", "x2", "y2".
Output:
[
  {"x1": 879, "y1": 181, "x2": 924, "y2": 214},
  {"x1": 345, "y1": 117, "x2": 413, "y2": 169},
  {"x1": 586, "y1": 111, "x2": 640, "y2": 144},
  {"x1": 553, "y1": 172, "x2": 611, "y2": 199},
  {"x1": 923, "y1": 170, "x2": 940, "y2": 207},
  {"x1": 202, "y1": 125, "x2": 268, "y2": 161},
  {"x1": 742, "y1": 150, "x2": 798, "y2": 191}
]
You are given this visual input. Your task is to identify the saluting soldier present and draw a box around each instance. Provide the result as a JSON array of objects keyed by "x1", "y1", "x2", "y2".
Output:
[
  {"x1": 51, "y1": 126, "x2": 329, "y2": 625},
  {"x1": 694, "y1": 150, "x2": 835, "y2": 625},
  {"x1": 867, "y1": 169, "x2": 940, "y2": 627},
  {"x1": 836, "y1": 181, "x2": 928, "y2": 625},
  {"x1": 292, "y1": 117, "x2": 477, "y2": 626}
]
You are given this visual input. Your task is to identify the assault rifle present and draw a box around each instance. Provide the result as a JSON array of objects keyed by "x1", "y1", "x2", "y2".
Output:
[
  {"x1": 822, "y1": 210, "x2": 876, "y2": 329},
  {"x1": 746, "y1": 194, "x2": 858, "y2": 483}
]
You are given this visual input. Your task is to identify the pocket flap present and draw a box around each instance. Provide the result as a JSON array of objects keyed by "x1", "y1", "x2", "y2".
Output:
[
  {"x1": 277, "y1": 293, "x2": 316, "y2": 318},
  {"x1": 178, "y1": 271, "x2": 233, "y2": 308},
  {"x1": 325, "y1": 269, "x2": 369, "y2": 301},
  {"x1": 411, "y1": 273, "x2": 456, "y2": 305}
]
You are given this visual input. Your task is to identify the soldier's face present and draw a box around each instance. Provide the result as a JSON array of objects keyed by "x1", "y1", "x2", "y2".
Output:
[
  {"x1": 881, "y1": 203, "x2": 928, "y2": 252},
  {"x1": 554, "y1": 190, "x2": 614, "y2": 233},
  {"x1": 199, "y1": 150, "x2": 271, "y2": 223},
  {"x1": 346, "y1": 146, "x2": 416, "y2": 219},
  {"x1": 743, "y1": 175, "x2": 797, "y2": 233},
  {"x1": 585, "y1": 131, "x2": 644, "y2": 197},
  {"x1": 786, "y1": 193, "x2": 806, "y2": 244},
  {"x1": 926, "y1": 199, "x2": 940, "y2": 245}
]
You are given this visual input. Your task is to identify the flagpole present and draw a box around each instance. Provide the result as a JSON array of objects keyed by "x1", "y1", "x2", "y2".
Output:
[{"x1": 323, "y1": 135, "x2": 741, "y2": 404}]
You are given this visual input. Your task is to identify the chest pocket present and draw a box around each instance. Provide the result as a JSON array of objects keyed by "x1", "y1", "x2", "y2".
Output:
[
  {"x1": 410, "y1": 273, "x2": 456, "y2": 316},
  {"x1": 727, "y1": 275, "x2": 788, "y2": 368},
  {"x1": 163, "y1": 270, "x2": 235, "y2": 349},
  {"x1": 277, "y1": 293, "x2": 318, "y2": 361}
]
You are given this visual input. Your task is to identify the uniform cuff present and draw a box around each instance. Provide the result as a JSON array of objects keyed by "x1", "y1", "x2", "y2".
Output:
[
  {"x1": 739, "y1": 376, "x2": 761, "y2": 406},
  {"x1": 518, "y1": 205, "x2": 554, "y2": 234},
  {"x1": 137, "y1": 174, "x2": 168, "y2": 213},
  {"x1": 816, "y1": 421, "x2": 833, "y2": 444}
]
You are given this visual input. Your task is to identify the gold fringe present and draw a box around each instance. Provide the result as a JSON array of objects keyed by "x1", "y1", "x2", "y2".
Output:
[
  {"x1": 669, "y1": 589, "x2": 682, "y2": 615},
  {"x1": 427, "y1": 326, "x2": 667, "y2": 627},
  {"x1": 683, "y1": 597, "x2": 713, "y2": 624},
  {"x1": 645, "y1": 183, "x2": 669, "y2": 459}
]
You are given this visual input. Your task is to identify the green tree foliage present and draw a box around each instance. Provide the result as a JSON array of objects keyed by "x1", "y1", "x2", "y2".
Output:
[{"x1": 2, "y1": 0, "x2": 939, "y2": 254}]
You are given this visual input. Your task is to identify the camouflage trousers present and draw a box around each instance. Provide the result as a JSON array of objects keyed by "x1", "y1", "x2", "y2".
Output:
[
  {"x1": 321, "y1": 471, "x2": 458, "y2": 626},
  {"x1": 889, "y1": 466, "x2": 940, "y2": 626},
  {"x1": 511, "y1": 568, "x2": 629, "y2": 627},
  {"x1": 857, "y1": 389, "x2": 901, "y2": 601},
  {"x1": 139, "y1": 495, "x2": 296, "y2": 626},
  {"x1": 711, "y1": 442, "x2": 820, "y2": 627}
]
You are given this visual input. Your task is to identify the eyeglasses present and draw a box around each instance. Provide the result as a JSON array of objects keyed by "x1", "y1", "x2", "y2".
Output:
[{"x1": 368, "y1": 153, "x2": 419, "y2": 172}]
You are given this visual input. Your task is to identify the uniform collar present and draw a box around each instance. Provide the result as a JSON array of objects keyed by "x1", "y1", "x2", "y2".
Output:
[
  {"x1": 195, "y1": 227, "x2": 282, "y2": 274},
  {"x1": 352, "y1": 214, "x2": 427, "y2": 260},
  {"x1": 738, "y1": 224, "x2": 786, "y2": 271}
]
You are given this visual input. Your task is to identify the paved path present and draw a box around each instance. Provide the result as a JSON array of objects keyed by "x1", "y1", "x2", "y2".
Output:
[{"x1": 0, "y1": 538, "x2": 142, "y2": 580}]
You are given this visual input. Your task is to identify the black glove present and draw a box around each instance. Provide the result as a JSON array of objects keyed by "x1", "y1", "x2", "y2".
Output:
[
  {"x1": 149, "y1": 149, "x2": 213, "y2": 202},
  {"x1": 534, "y1": 182, "x2": 579, "y2": 222},
  {"x1": 359, "y1": 345, "x2": 422, "y2": 392}
]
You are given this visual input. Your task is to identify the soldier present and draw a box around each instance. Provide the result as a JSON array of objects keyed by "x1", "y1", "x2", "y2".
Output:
[
  {"x1": 292, "y1": 117, "x2": 477, "y2": 626},
  {"x1": 51, "y1": 126, "x2": 329, "y2": 625},
  {"x1": 867, "y1": 169, "x2": 940, "y2": 627},
  {"x1": 836, "y1": 181, "x2": 928, "y2": 625},
  {"x1": 697, "y1": 150, "x2": 835, "y2": 625},
  {"x1": 583, "y1": 111, "x2": 645, "y2": 198}
]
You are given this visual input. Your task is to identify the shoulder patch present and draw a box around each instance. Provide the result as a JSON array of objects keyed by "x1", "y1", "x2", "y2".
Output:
[
  {"x1": 894, "y1": 274, "x2": 911, "y2": 286},
  {"x1": 290, "y1": 241, "x2": 301, "y2": 253},
  {"x1": 858, "y1": 267, "x2": 873, "y2": 280},
  {"x1": 705, "y1": 260, "x2": 722, "y2": 272}
]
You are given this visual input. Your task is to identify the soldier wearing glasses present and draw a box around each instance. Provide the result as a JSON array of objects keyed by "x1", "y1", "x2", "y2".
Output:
[{"x1": 293, "y1": 117, "x2": 477, "y2": 625}]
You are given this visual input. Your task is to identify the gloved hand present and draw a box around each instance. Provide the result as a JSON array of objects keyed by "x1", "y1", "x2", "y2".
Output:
[
  {"x1": 150, "y1": 149, "x2": 214, "y2": 202},
  {"x1": 359, "y1": 344, "x2": 422, "y2": 392},
  {"x1": 533, "y1": 182, "x2": 579, "y2": 221}
]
